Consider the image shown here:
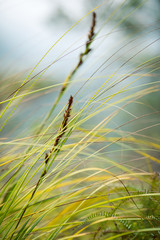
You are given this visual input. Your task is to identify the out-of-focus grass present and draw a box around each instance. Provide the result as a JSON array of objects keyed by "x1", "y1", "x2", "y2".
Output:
[{"x1": 0, "y1": 1, "x2": 160, "y2": 239}]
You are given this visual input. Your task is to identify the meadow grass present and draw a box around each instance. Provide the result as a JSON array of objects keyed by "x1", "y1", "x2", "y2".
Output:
[{"x1": 0, "y1": 1, "x2": 160, "y2": 239}]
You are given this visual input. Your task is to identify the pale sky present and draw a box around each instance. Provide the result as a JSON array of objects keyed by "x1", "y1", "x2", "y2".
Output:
[{"x1": 0, "y1": 0, "x2": 87, "y2": 72}]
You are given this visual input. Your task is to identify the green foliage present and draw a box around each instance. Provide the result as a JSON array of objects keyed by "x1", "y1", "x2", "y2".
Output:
[{"x1": 0, "y1": 0, "x2": 160, "y2": 239}]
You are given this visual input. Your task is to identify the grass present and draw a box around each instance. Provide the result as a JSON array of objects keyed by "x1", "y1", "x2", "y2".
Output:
[{"x1": 0, "y1": 0, "x2": 160, "y2": 239}]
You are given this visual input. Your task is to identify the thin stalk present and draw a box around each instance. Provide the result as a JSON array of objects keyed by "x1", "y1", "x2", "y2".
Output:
[{"x1": 9, "y1": 96, "x2": 73, "y2": 240}]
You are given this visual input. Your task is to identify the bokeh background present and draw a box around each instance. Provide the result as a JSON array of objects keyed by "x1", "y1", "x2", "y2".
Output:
[{"x1": 0, "y1": 0, "x2": 160, "y2": 170}]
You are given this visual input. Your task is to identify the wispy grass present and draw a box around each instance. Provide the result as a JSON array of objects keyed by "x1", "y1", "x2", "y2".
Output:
[{"x1": 0, "y1": 0, "x2": 160, "y2": 239}]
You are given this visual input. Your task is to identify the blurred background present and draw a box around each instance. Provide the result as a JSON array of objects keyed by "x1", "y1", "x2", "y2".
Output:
[
  {"x1": 0, "y1": 0, "x2": 160, "y2": 170},
  {"x1": 0, "y1": 0, "x2": 159, "y2": 71}
]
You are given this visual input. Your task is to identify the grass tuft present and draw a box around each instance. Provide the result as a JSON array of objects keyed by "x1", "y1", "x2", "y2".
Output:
[{"x1": 0, "y1": 1, "x2": 160, "y2": 239}]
